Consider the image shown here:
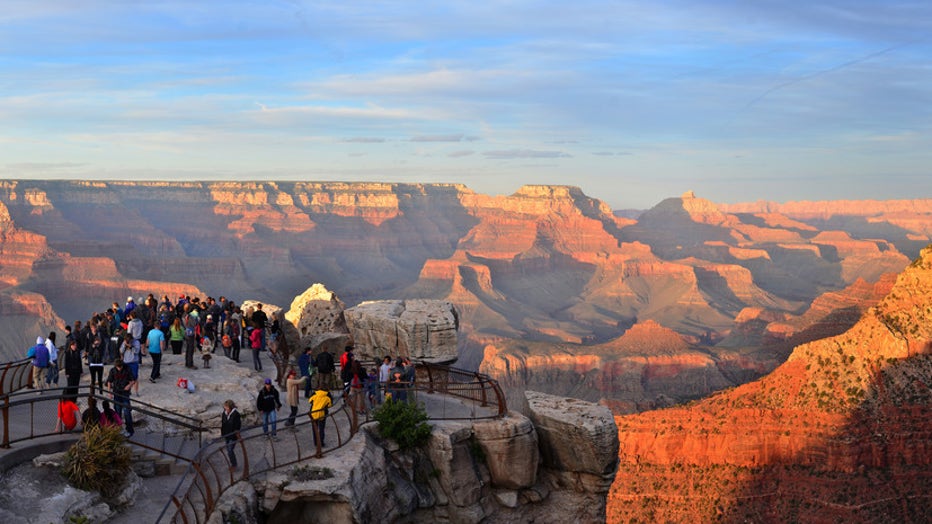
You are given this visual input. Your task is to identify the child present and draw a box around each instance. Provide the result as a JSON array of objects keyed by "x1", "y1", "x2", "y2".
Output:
[
  {"x1": 365, "y1": 368, "x2": 379, "y2": 410},
  {"x1": 201, "y1": 336, "x2": 213, "y2": 368}
]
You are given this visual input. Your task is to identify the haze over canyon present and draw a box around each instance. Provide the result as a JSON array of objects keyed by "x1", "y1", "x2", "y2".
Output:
[{"x1": 2, "y1": 180, "x2": 931, "y2": 412}]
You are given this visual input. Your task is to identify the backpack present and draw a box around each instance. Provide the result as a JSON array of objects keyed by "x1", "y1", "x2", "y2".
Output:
[
  {"x1": 221, "y1": 334, "x2": 232, "y2": 348},
  {"x1": 317, "y1": 351, "x2": 335, "y2": 373}
]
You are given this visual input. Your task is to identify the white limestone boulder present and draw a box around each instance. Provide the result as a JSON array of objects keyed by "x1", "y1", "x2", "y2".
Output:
[{"x1": 344, "y1": 299, "x2": 459, "y2": 363}]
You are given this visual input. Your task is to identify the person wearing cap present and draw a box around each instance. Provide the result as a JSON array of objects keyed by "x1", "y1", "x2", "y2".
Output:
[
  {"x1": 256, "y1": 378, "x2": 282, "y2": 439},
  {"x1": 124, "y1": 296, "x2": 136, "y2": 316}
]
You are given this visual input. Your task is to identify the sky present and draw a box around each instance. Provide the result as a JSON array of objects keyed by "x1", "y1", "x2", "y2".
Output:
[{"x1": 1, "y1": 1, "x2": 931, "y2": 209}]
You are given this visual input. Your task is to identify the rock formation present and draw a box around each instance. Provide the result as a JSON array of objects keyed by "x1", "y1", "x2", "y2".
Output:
[
  {"x1": 282, "y1": 283, "x2": 349, "y2": 351},
  {"x1": 345, "y1": 300, "x2": 459, "y2": 363},
  {"x1": 607, "y1": 243, "x2": 932, "y2": 522},
  {"x1": 0, "y1": 180, "x2": 924, "y2": 415},
  {"x1": 217, "y1": 391, "x2": 619, "y2": 523}
]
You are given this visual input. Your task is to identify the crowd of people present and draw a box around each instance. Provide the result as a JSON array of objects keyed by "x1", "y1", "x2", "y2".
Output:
[{"x1": 24, "y1": 293, "x2": 419, "y2": 459}]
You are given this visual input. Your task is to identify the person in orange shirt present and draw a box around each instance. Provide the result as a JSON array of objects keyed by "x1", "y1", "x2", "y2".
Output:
[{"x1": 55, "y1": 393, "x2": 81, "y2": 433}]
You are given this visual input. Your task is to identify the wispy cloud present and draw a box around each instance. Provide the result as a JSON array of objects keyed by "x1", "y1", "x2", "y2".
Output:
[
  {"x1": 448, "y1": 150, "x2": 475, "y2": 158},
  {"x1": 483, "y1": 149, "x2": 572, "y2": 159}
]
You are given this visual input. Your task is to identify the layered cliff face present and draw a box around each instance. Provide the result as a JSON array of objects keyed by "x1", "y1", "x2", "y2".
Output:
[
  {"x1": 0, "y1": 180, "x2": 923, "y2": 416},
  {"x1": 608, "y1": 244, "x2": 932, "y2": 522}
]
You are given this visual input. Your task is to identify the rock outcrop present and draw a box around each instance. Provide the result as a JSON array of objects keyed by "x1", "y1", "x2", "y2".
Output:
[
  {"x1": 607, "y1": 243, "x2": 932, "y2": 522},
  {"x1": 345, "y1": 300, "x2": 459, "y2": 363},
  {"x1": 218, "y1": 391, "x2": 618, "y2": 523},
  {"x1": 282, "y1": 283, "x2": 349, "y2": 350}
]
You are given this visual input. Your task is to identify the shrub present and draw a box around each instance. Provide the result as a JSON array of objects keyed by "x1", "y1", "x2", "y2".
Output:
[
  {"x1": 61, "y1": 424, "x2": 132, "y2": 497},
  {"x1": 373, "y1": 399, "x2": 432, "y2": 450}
]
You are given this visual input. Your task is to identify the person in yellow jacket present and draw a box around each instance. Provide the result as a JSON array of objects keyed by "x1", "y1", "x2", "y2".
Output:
[{"x1": 308, "y1": 388, "x2": 332, "y2": 447}]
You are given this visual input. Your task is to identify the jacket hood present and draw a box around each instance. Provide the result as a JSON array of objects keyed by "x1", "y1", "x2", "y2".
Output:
[{"x1": 36, "y1": 336, "x2": 44, "y2": 345}]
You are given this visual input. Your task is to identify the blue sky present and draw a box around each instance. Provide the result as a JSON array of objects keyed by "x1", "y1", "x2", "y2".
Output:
[{"x1": 1, "y1": 1, "x2": 930, "y2": 208}]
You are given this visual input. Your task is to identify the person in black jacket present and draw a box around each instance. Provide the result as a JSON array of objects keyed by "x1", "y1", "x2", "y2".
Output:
[
  {"x1": 256, "y1": 378, "x2": 281, "y2": 438},
  {"x1": 221, "y1": 399, "x2": 242, "y2": 469},
  {"x1": 63, "y1": 339, "x2": 83, "y2": 395}
]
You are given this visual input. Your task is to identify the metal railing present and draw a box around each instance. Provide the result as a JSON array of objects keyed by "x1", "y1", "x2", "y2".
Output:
[
  {"x1": 0, "y1": 356, "x2": 507, "y2": 523},
  {"x1": 158, "y1": 362, "x2": 506, "y2": 523},
  {"x1": 0, "y1": 384, "x2": 210, "y2": 451},
  {"x1": 0, "y1": 358, "x2": 33, "y2": 397}
]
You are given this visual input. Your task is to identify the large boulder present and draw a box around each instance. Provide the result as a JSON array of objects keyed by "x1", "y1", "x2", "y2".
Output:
[
  {"x1": 472, "y1": 413, "x2": 539, "y2": 489},
  {"x1": 282, "y1": 283, "x2": 349, "y2": 351},
  {"x1": 344, "y1": 300, "x2": 459, "y2": 363},
  {"x1": 524, "y1": 390, "x2": 619, "y2": 482}
]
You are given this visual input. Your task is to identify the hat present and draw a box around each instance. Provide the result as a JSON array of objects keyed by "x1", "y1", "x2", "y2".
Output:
[
  {"x1": 206, "y1": 314, "x2": 212, "y2": 320},
  {"x1": 36, "y1": 336, "x2": 44, "y2": 345},
  {"x1": 127, "y1": 296, "x2": 134, "y2": 301},
  {"x1": 264, "y1": 378, "x2": 272, "y2": 385}
]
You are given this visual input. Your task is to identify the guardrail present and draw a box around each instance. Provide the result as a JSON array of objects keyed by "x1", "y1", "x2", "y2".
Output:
[
  {"x1": 0, "y1": 358, "x2": 33, "y2": 397},
  {"x1": 158, "y1": 362, "x2": 506, "y2": 523},
  {"x1": 0, "y1": 384, "x2": 210, "y2": 451}
]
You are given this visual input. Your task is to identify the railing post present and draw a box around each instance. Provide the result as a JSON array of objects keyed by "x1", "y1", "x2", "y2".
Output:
[
  {"x1": 1, "y1": 394, "x2": 9, "y2": 448},
  {"x1": 475, "y1": 373, "x2": 488, "y2": 407},
  {"x1": 425, "y1": 364, "x2": 435, "y2": 394}
]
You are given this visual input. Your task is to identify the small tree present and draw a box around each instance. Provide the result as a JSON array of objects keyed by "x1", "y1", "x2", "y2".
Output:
[{"x1": 373, "y1": 400, "x2": 432, "y2": 450}]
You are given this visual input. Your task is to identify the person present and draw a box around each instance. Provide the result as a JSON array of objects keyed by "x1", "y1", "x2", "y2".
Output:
[
  {"x1": 251, "y1": 303, "x2": 268, "y2": 350},
  {"x1": 81, "y1": 396, "x2": 102, "y2": 429},
  {"x1": 55, "y1": 393, "x2": 81, "y2": 432},
  {"x1": 30, "y1": 336, "x2": 49, "y2": 391},
  {"x1": 126, "y1": 311, "x2": 144, "y2": 343},
  {"x1": 119, "y1": 333, "x2": 141, "y2": 396},
  {"x1": 297, "y1": 346, "x2": 314, "y2": 398},
  {"x1": 308, "y1": 387, "x2": 332, "y2": 447},
  {"x1": 169, "y1": 317, "x2": 185, "y2": 355},
  {"x1": 183, "y1": 310, "x2": 198, "y2": 369},
  {"x1": 365, "y1": 367, "x2": 380, "y2": 410},
  {"x1": 220, "y1": 328, "x2": 234, "y2": 359},
  {"x1": 106, "y1": 358, "x2": 136, "y2": 437},
  {"x1": 62, "y1": 339, "x2": 83, "y2": 395},
  {"x1": 249, "y1": 327, "x2": 263, "y2": 372},
  {"x1": 349, "y1": 359, "x2": 366, "y2": 414},
  {"x1": 87, "y1": 337, "x2": 106, "y2": 394},
  {"x1": 340, "y1": 350, "x2": 355, "y2": 398},
  {"x1": 200, "y1": 336, "x2": 213, "y2": 368},
  {"x1": 100, "y1": 399, "x2": 123, "y2": 428},
  {"x1": 315, "y1": 347, "x2": 335, "y2": 391},
  {"x1": 378, "y1": 355, "x2": 393, "y2": 404},
  {"x1": 146, "y1": 322, "x2": 165, "y2": 382},
  {"x1": 389, "y1": 370, "x2": 407, "y2": 403},
  {"x1": 45, "y1": 332, "x2": 60, "y2": 388},
  {"x1": 402, "y1": 357, "x2": 416, "y2": 403},
  {"x1": 284, "y1": 370, "x2": 307, "y2": 427},
  {"x1": 256, "y1": 378, "x2": 281, "y2": 438},
  {"x1": 221, "y1": 399, "x2": 242, "y2": 470}
]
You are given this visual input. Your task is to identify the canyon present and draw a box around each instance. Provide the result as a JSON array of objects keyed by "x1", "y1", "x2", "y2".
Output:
[
  {"x1": 3, "y1": 180, "x2": 931, "y2": 521},
  {"x1": 2, "y1": 181, "x2": 931, "y2": 415}
]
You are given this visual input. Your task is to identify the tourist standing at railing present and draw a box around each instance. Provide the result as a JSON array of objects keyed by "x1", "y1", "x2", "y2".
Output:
[
  {"x1": 63, "y1": 339, "x2": 83, "y2": 396},
  {"x1": 45, "y1": 332, "x2": 60, "y2": 388},
  {"x1": 378, "y1": 356, "x2": 393, "y2": 404},
  {"x1": 146, "y1": 324, "x2": 165, "y2": 382},
  {"x1": 221, "y1": 399, "x2": 242, "y2": 470},
  {"x1": 308, "y1": 387, "x2": 332, "y2": 447},
  {"x1": 87, "y1": 337, "x2": 105, "y2": 394},
  {"x1": 256, "y1": 378, "x2": 282, "y2": 439},
  {"x1": 315, "y1": 347, "x2": 335, "y2": 391},
  {"x1": 30, "y1": 336, "x2": 49, "y2": 391},
  {"x1": 298, "y1": 346, "x2": 314, "y2": 398},
  {"x1": 284, "y1": 369, "x2": 307, "y2": 427},
  {"x1": 106, "y1": 359, "x2": 136, "y2": 438}
]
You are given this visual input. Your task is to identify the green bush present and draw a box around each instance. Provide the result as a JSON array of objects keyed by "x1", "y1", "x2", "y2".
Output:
[
  {"x1": 373, "y1": 399, "x2": 432, "y2": 450},
  {"x1": 61, "y1": 424, "x2": 132, "y2": 497}
]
